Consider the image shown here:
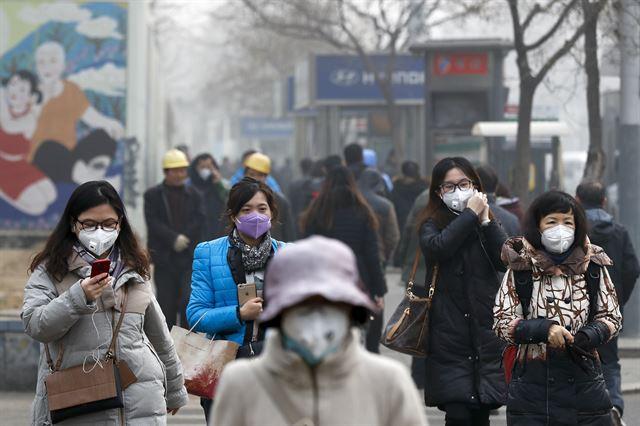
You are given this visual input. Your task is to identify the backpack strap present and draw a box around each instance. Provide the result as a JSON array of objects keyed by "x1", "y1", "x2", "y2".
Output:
[
  {"x1": 585, "y1": 261, "x2": 601, "y2": 323},
  {"x1": 513, "y1": 270, "x2": 534, "y2": 318}
]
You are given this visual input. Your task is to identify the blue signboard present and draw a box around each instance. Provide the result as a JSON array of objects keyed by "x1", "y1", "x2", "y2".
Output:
[
  {"x1": 315, "y1": 55, "x2": 425, "y2": 104},
  {"x1": 239, "y1": 117, "x2": 294, "y2": 140}
]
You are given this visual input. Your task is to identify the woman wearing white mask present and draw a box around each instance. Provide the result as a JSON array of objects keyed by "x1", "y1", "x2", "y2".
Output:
[
  {"x1": 416, "y1": 157, "x2": 508, "y2": 426},
  {"x1": 212, "y1": 236, "x2": 428, "y2": 426},
  {"x1": 494, "y1": 190, "x2": 621, "y2": 425},
  {"x1": 23, "y1": 181, "x2": 188, "y2": 424},
  {"x1": 188, "y1": 153, "x2": 230, "y2": 240}
]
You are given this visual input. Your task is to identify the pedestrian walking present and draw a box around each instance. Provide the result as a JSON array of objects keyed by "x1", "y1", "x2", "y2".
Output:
[
  {"x1": 186, "y1": 177, "x2": 286, "y2": 422},
  {"x1": 495, "y1": 183, "x2": 524, "y2": 225},
  {"x1": 288, "y1": 157, "x2": 313, "y2": 221},
  {"x1": 476, "y1": 165, "x2": 521, "y2": 237},
  {"x1": 23, "y1": 181, "x2": 188, "y2": 424},
  {"x1": 576, "y1": 181, "x2": 639, "y2": 426},
  {"x1": 300, "y1": 166, "x2": 386, "y2": 353},
  {"x1": 363, "y1": 148, "x2": 393, "y2": 193},
  {"x1": 244, "y1": 152, "x2": 296, "y2": 242},
  {"x1": 391, "y1": 161, "x2": 428, "y2": 232},
  {"x1": 211, "y1": 236, "x2": 428, "y2": 426},
  {"x1": 230, "y1": 149, "x2": 282, "y2": 193},
  {"x1": 188, "y1": 153, "x2": 229, "y2": 241},
  {"x1": 417, "y1": 157, "x2": 507, "y2": 425},
  {"x1": 494, "y1": 190, "x2": 622, "y2": 426},
  {"x1": 344, "y1": 143, "x2": 367, "y2": 181},
  {"x1": 359, "y1": 168, "x2": 401, "y2": 266},
  {"x1": 144, "y1": 149, "x2": 205, "y2": 329}
]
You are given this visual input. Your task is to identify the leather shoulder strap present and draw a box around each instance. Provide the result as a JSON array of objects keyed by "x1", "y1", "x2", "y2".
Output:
[
  {"x1": 107, "y1": 285, "x2": 128, "y2": 360},
  {"x1": 513, "y1": 270, "x2": 534, "y2": 318},
  {"x1": 585, "y1": 261, "x2": 601, "y2": 323},
  {"x1": 408, "y1": 249, "x2": 421, "y2": 284}
]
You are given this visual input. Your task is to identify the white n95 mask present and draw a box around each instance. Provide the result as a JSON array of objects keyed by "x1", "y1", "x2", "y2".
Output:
[
  {"x1": 541, "y1": 224, "x2": 575, "y2": 254},
  {"x1": 78, "y1": 228, "x2": 119, "y2": 257},
  {"x1": 442, "y1": 188, "x2": 475, "y2": 212}
]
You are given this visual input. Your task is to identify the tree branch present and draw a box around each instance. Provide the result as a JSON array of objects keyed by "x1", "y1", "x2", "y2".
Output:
[{"x1": 525, "y1": 0, "x2": 580, "y2": 51}]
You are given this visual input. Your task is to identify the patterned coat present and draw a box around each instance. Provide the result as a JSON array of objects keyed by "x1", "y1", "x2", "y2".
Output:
[{"x1": 494, "y1": 237, "x2": 622, "y2": 425}]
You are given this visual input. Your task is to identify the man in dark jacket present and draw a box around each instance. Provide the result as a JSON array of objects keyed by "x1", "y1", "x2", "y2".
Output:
[
  {"x1": 391, "y1": 161, "x2": 428, "y2": 231},
  {"x1": 358, "y1": 169, "x2": 400, "y2": 354},
  {"x1": 576, "y1": 181, "x2": 640, "y2": 424},
  {"x1": 344, "y1": 143, "x2": 367, "y2": 182},
  {"x1": 144, "y1": 149, "x2": 205, "y2": 329},
  {"x1": 288, "y1": 158, "x2": 313, "y2": 221},
  {"x1": 188, "y1": 153, "x2": 229, "y2": 241},
  {"x1": 476, "y1": 165, "x2": 521, "y2": 237},
  {"x1": 244, "y1": 152, "x2": 296, "y2": 242}
]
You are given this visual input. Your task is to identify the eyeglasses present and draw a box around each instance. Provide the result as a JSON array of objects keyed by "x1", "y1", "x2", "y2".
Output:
[
  {"x1": 440, "y1": 179, "x2": 473, "y2": 194},
  {"x1": 75, "y1": 218, "x2": 120, "y2": 231}
]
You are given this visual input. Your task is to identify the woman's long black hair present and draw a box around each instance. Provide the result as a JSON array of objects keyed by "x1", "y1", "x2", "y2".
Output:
[
  {"x1": 30, "y1": 181, "x2": 150, "y2": 281},
  {"x1": 300, "y1": 165, "x2": 378, "y2": 232}
]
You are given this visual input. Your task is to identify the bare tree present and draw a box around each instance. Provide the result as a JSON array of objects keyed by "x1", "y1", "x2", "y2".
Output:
[
  {"x1": 581, "y1": 0, "x2": 606, "y2": 182},
  {"x1": 241, "y1": 0, "x2": 484, "y2": 159},
  {"x1": 507, "y1": 0, "x2": 607, "y2": 203}
]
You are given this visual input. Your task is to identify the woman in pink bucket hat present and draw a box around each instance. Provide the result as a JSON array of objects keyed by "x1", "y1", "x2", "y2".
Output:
[{"x1": 210, "y1": 236, "x2": 428, "y2": 426}]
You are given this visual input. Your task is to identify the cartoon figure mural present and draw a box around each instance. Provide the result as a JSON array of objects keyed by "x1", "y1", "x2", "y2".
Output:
[{"x1": 0, "y1": 1, "x2": 127, "y2": 229}]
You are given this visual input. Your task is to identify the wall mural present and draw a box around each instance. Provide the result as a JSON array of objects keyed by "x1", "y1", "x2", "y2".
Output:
[{"x1": 0, "y1": 1, "x2": 127, "y2": 229}]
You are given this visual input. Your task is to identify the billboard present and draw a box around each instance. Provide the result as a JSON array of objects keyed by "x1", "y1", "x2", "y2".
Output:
[
  {"x1": 239, "y1": 117, "x2": 294, "y2": 141},
  {"x1": 299, "y1": 54, "x2": 425, "y2": 106},
  {"x1": 0, "y1": 1, "x2": 127, "y2": 230}
]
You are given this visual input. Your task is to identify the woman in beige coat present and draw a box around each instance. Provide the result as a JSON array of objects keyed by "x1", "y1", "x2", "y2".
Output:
[
  {"x1": 212, "y1": 236, "x2": 427, "y2": 426},
  {"x1": 22, "y1": 181, "x2": 188, "y2": 425}
]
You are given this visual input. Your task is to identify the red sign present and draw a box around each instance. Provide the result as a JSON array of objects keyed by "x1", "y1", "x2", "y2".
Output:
[{"x1": 434, "y1": 53, "x2": 488, "y2": 76}]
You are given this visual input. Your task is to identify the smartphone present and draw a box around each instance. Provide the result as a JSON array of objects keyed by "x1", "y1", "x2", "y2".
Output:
[
  {"x1": 237, "y1": 283, "x2": 257, "y2": 306},
  {"x1": 91, "y1": 259, "x2": 111, "y2": 278}
]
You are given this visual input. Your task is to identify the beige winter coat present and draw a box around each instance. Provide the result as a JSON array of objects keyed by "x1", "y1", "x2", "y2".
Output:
[
  {"x1": 22, "y1": 253, "x2": 189, "y2": 425},
  {"x1": 211, "y1": 329, "x2": 428, "y2": 426}
]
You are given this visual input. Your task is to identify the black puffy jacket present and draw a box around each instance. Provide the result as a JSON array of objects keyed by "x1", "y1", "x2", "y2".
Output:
[{"x1": 419, "y1": 208, "x2": 507, "y2": 408}]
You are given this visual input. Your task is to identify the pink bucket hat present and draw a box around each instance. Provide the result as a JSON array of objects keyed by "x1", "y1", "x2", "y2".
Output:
[{"x1": 260, "y1": 236, "x2": 379, "y2": 323}]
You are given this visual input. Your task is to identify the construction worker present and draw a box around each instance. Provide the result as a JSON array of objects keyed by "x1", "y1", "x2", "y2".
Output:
[
  {"x1": 144, "y1": 149, "x2": 205, "y2": 328},
  {"x1": 244, "y1": 153, "x2": 296, "y2": 241}
]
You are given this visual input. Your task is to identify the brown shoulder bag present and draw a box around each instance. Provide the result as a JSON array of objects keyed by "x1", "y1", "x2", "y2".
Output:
[
  {"x1": 45, "y1": 287, "x2": 136, "y2": 424},
  {"x1": 381, "y1": 250, "x2": 438, "y2": 357}
]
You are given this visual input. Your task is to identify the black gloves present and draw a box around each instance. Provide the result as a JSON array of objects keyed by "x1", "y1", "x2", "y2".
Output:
[
  {"x1": 573, "y1": 321, "x2": 611, "y2": 352},
  {"x1": 514, "y1": 319, "x2": 558, "y2": 344}
]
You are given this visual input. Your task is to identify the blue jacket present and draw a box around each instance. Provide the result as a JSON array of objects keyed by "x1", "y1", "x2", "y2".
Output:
[
  {"x1": 230, "y1": 168, "x2": 282, "y2": 194},
  {"x1": 187, "y1": 236, "x2": 283, "y2": 344}
]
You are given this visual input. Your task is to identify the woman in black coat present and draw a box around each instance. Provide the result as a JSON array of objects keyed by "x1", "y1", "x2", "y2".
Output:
[
  {"x1": 300, "y1": 166, "x2": 386, "y2": 351},
  {"x1": 417, "y1": 157, "x2": 507, "y2": 426}
]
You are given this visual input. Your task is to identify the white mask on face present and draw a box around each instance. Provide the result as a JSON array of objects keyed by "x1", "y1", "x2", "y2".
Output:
[
  {"x1": 541, "y1": 224, "x2": 575, "y2": 254},
  {"x1": 198, "y1": 168, "x2": 212, "y2": 181},
  {"x1": 78, "y1": 228, "x2": 119, "y2": 257},
  {"x1": 281, "y1": 304, "x2": 350, "y2": 366},
  {"x1": 442, "y1": 188, "x2": 476, "y2": 212}
]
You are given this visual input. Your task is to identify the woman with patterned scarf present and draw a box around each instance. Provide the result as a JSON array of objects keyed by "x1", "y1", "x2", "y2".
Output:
[
  {"x1": 187, "y1": 177, "x2": 286, "y2": 421},
  {"x1": 494, "y1": 190, "x2": 622, "y2": 425}
]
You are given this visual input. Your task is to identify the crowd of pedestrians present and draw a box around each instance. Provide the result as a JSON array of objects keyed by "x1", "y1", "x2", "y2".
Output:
[{"x1": 19, "y1": 144, "x2": 639, "y2": 426}]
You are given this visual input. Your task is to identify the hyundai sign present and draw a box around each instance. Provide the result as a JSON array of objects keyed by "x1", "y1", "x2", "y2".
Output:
[{"x1": 311, "y1": 54, "x2": 425, "y2": 105}]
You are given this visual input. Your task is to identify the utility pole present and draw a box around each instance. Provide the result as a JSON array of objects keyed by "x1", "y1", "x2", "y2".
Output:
[{"x1": 617, "y1": 0, "x2": 640, "y2": 337}]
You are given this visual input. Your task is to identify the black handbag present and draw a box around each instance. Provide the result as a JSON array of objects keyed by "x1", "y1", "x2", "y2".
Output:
[
  {"x1": 45, "y1": 288, "x2": 131, "y2": 423},
  {"x1": 381, "y1": 250, "x2": 438, "y2": 357}
]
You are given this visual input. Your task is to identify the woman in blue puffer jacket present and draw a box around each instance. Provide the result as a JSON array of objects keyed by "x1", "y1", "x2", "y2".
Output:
[{"x1": 187, "y1": 177, "x2": 285, "y2": 421}]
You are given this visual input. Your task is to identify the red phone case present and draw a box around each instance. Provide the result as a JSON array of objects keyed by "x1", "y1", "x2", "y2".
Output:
[{"x1": 91, "y1": 259, "x2": 111, "y2": 277}]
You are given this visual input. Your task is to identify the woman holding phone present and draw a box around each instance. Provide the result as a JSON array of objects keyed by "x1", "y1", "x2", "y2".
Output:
[
  {"x1": 187, "y1": 177, "x2": 286, "y2": 421},
  {"x1": 22, "y1": 181, "x2": 188, "y2": 424}
]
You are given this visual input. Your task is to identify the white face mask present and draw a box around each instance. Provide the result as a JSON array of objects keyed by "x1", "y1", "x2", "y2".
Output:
[
  {"x1": 541, "y1": 224, "x2": 575, "y2": 254},
  {"x1": 78, "y1": 228, "x2": 119, "y2": 257},
  {"x1": 281, "y1": 304, "x2": 350, "y2": 366},
  {"x1": 442, "y1": 188, "x2": 475, "y2": 212},
  {"x1": 198, "y1": 168, "x2": 212, "y2": 181}
]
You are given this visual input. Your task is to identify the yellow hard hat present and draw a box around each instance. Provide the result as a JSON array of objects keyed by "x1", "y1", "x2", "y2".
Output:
[
  {"x1": 244, "y1": 152, "x2": 271, "y2": 174},
  {"x1": 162, "y1": 149, "x2": 189, "y2": 169}
]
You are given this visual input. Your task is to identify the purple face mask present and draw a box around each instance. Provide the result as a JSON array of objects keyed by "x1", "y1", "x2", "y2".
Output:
[{"x1": 235, "y1": 211, "x2": 272, "y2": 239}]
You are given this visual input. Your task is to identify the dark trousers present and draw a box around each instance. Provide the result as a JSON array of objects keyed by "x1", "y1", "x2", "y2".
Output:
[
  {"x1": 365, "y1": 308, "x2": 384, "y2": 353},
  {"x1": 601, "y1": 337, "x2": 624, "y2": 414},
  {"x1": 154, "y1": 263, "x2": 192, "y2": 330},
  {"x1": 201, "y1": 398, "x2": 213, "y2": 424},
  {"x1": 444, "y1": 403, "x2": 490, "y2": 426}
]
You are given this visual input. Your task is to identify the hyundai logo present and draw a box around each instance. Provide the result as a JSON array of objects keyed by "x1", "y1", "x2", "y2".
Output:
[{"x1": 330, "y1": 69, "x2": 360, "y2": 86}]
